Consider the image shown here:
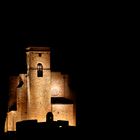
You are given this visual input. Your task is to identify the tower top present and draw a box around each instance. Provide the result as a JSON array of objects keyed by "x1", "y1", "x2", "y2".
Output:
[{"x1": 26, "y1": 47, "x2": 50, "y2": 52}]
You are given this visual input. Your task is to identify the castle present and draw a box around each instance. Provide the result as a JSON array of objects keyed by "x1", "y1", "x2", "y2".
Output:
[{"x1": 4, "y1": 47, "x2": 76, "y2": 132}]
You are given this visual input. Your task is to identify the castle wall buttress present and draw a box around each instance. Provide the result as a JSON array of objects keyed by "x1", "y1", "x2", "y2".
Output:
[
  {"x1": 64, "y1": 75, "x2": 76, "y2": 126},
  {"x1": 5, "y1": 76, "x2": 18, "y2": 132},
  {"x1": 5, "y1": 111, "x2": 17, "y2": 132},
  {"x1": 16, "y1": 74, "x2": 27, "y2": 122}
]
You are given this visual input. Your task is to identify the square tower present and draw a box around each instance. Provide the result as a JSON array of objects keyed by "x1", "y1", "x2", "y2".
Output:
[{"x1": 26, "y1": 47, "x2": 51, "y2": 122}]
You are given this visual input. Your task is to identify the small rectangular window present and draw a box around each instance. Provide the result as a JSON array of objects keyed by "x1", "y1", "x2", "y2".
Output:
[
  {"x1": 37, "y1": 63, "x2": 43, "y2": 77},
  {"x1": 39, "y1": 53, "x2": 42, "y2": 57},
  {"x1": 38, "y1": 70, "x2": 43, "y2": 77}
]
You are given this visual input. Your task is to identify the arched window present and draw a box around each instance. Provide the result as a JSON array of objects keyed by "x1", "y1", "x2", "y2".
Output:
[
  {"x1": 46, "y1": 112, "x2": 53, "y2": 123},
  {"x1": 37, "y1": 63, "x2": 43, "y2": 77}
]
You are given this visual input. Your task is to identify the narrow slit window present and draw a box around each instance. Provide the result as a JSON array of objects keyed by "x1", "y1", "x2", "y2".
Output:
[
  {"x1": 39, "y1": 53, "x2": 42, "y2": 57},
  {"x1": 37, "y1": 63, "x2": 43, "y2": 77}
]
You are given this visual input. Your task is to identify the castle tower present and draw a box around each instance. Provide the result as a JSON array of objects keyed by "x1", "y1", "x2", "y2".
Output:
[{"x1": 26, "y1": 47, "x2": 51, "y2": 122}]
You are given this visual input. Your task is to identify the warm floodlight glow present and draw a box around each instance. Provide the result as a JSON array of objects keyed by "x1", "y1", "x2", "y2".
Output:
[
  {"x1": 51, "y1": 85, "x2": 61, "y2": 96},
  {"x1": 51, "y1": 72, "x2": 64, "y2": 97},
  {"x1": 5, "y1": 47, "x2": 76, "y2": 131},
  {"x1": 52, "y1": 104, "x2": 76, "y2": 126}
]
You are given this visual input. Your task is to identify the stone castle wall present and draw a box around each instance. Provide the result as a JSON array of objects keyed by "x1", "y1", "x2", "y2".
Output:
[
  {"x1": 52, "y1": 104, "x2": 75, "y2": 126},
  {"x1": 51, "y1": 72, "x2": 64, "y2": 97},
  {"x1": 5, "y1": 47, "x2": 76, "y2": 131}
]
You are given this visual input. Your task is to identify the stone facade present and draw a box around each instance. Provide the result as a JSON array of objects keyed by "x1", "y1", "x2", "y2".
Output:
[{"x1": 5, "y1": 47, "x2": 76, "y2": 132}]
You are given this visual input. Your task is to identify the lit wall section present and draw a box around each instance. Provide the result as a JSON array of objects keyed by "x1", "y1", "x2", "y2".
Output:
[
  {"x1": 5, "y1": 111, "x2": 17, "y2": 132},
  {"x1": 51, "y1": 72, "x2": 64, "y2": 97},
  {"x1": 5, "y1": 76, "x2": 18, "y2": 132},
  {"x1": 52, "y1": 104, "x2": 75, "y2": 126},
  {"x1": 17, "y1": 74, "x2": 27, "y2": 122}
]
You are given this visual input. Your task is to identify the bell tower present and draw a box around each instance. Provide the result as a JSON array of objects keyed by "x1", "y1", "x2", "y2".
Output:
[{"x1": 26, "y1": 47, "x2": 51, "y2": 122}]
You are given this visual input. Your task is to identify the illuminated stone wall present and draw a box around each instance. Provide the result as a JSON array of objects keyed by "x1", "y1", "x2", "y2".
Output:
[
  {"x1": 5, "y1": 111, "x2": 17, "y2": 132},
  {"x1": 26, "y1": 47, "x2": 51, "y2": 122},
  {"x1": 5, "y1": 47, "x2": 76, "y2": 132},
  {"x1": 28, "y1": 70, "x2": 51, "y2": 122},
  {"x1": 5, "y1": 74, "x2": 28, "y2": 132},
  {"x1": 63, "y1": 75, "x2": 72, "y2": 99},
  {"x1": 16, "y1": 74, "x2": 27, "y2": 122},
  {"x1": 52, "y1": 104, "x2": 75, "y2": 126},
  {"x1": 26, "y1": 47, "x2": 50, "y2": 69},
  {"x1": 5, "y1": 76, "x2": 18, "y2": 132},
  {"x1": 63, "y1": 75, "x2": 76, "y2": 125},
  {"x1": 51, "y1": 72, "x2": 64, "y2": 97}
]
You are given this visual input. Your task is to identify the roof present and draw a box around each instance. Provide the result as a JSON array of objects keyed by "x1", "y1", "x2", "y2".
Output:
[
  {"x1": 26, "y1": 47, "x2": 50, "y2": 52},
  {"x1": 51, "y1": 97, "x2": 73, "y2": 104}
]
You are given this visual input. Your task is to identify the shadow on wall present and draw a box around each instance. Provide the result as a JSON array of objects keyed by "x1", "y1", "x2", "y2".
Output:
[{"x1": 0, "y1": 70, "x2": 9, "y2": 136}]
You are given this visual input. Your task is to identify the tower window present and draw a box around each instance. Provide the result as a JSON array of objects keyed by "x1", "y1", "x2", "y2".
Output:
[
  {"x1": 37, "y1": 63, "x2": 43, "y2": 77},
  {"x1": 39, "y1": 53, "x2": 42, "y2": 57}
]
